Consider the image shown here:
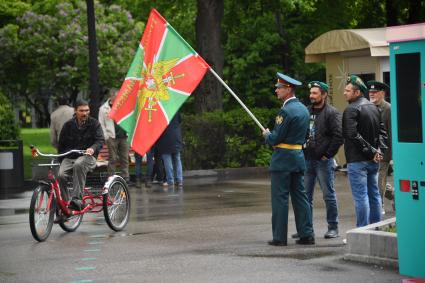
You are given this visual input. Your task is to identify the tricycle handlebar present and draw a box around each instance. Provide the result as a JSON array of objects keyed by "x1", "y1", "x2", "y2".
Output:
[{"x1": 30, "y1": 145, "x2": 86, "y2": 158}]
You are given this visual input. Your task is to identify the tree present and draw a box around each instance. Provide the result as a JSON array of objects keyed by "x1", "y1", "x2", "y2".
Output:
[
  {"x1": 0, "y1": 0, "x2": 31, "y2": 26},
  {"x1": 0, "y1": 1, "x2": 142, "y2": 126},
  {"x1": 194, "y1": 0, "x2": 224, "y2": 113},
  {"x1": 86, "y1": 0, "x2": 101, "y2": 119},
  {"x1": 0, "y1": 91, "x2": 19, "y2": 140}
]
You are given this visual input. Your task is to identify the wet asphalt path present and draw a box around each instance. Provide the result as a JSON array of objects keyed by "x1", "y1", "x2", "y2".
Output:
[{"x1": 0, "y1": 174, "x2": 405, "y2": 282}]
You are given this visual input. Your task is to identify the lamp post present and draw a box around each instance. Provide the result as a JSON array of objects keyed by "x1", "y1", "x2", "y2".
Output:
[{"x1": 86, "y1": 0, "x2": 100, "y2": 119}]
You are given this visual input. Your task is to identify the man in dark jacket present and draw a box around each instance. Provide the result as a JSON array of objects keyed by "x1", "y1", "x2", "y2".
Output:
[
  {"x1": 58, "y1": 99, "x2": 105, "y2": 210},
  {"x1": 342, "y1": 75, "x2": 387, "y2": 227},
  {"x1": 300, "y1": 81, "x2": 343, "y2": 239}
]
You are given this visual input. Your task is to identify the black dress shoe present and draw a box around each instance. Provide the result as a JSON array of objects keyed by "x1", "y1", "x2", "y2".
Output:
[
  {"x1": 296, "y1": 236, "x2": 315, "y2": 245},
  {"x1": 267, "y1": 240, "x2": 287, "y2": 246},
  {"x1": 324, "y1": 229, "x2": 339, "y2": 239},
  {"x1": 54, "y1": 213, "x2": 70, "y2": 224},
  {"x1": 69, "y1": 199, "x2": 86, "y2": 211}
]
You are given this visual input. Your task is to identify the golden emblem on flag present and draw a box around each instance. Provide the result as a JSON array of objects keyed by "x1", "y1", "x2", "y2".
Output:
[{"x1": 138, "y1": 58, "x2": 185, "y2": 122}]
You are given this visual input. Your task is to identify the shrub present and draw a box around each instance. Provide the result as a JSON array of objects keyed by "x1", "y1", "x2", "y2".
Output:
[
  {"x1": 181, "y1": 108, "x2": 276, "y2": 169},
  {"x1": 0, "y1": 91, "x2": 19, "y2": 140}
]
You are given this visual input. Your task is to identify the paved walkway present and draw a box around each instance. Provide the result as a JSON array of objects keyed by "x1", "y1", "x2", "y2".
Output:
[{"x1": 0, "y1": 170, "x2": 406, "y2": 282}]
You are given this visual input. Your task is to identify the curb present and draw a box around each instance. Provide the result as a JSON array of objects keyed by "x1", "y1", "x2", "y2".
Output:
[{"x1": 344, "y1": 217, "x2": 398, "y2": 268}]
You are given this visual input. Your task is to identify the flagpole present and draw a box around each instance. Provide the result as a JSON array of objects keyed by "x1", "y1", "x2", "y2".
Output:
[{"x1": 208, "y1": 67, "x2": 266, "y2": 132}]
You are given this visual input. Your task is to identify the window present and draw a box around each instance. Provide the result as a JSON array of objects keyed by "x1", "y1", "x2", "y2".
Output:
[{"x1": 395, "y1": 53, "x2": 422, "y2": 143}]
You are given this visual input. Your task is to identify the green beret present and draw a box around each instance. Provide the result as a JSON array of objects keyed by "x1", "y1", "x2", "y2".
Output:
[
  {"x1": 346, "y1": 75, "x2": 367, "y2": 95},
  {"x1": 308, "y1": 81, "x2": 329, "y2": 92},
  {"x1": 367, "y1": 80, "x2": 389, "y2": 92}
]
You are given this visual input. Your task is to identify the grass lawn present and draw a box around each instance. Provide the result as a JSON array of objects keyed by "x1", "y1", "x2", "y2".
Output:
[{"x1": 21, "y1": 128, "x2": 56, "y2": 179}]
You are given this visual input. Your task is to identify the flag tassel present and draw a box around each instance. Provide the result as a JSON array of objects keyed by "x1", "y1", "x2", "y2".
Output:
[{"x1": 208, "y1": 67, "x2": 265, "y2": 132}]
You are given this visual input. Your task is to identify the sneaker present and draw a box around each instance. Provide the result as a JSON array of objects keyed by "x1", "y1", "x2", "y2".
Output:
[
  {"x1": 176, "y1": 182, "x2": 183, "y2": 189},
  {"x1": 324, "y1": 228, "x2": 339, "y2": 239},
  {"x1": 384, "y1": 184, "x2": 394, "y2": 200},
  {"x1": 291, "y1": 233, "x2": 299, "y2": 239}
]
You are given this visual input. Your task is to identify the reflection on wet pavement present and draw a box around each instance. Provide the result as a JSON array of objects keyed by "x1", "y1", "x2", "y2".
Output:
[{"x1": 130, "y1": 180, "x2": 271, "y2": 222}]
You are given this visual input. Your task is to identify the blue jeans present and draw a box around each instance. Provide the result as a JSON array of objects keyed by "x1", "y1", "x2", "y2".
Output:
[
  {"x1": 162, "y1": 152, "x2": 183, "y2": 185},
  {"x1": 135, "y1": 149, "x2": 154, "y2": 181},
  {"x1": 347, "y1": 161, "x2": 382, "y2": 227},
  {"x1": 304, "y1": 159, "x2": 339, "y2": 229}
]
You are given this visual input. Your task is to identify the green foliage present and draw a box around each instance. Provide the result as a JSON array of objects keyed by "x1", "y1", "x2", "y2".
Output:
[
  {"x1": 255, "y1": 145, "x2": 272, "y2": 167},
  {"x1": 110, "y1": 0, "x2": 197, "y2": 46},
  {"x1": 0, "y1": 0, "x2": 31, "y2": 26},
  {"x1": 0, "y1": 1, "x2": 142, "y2": 124},
  {"x1": 0, "y1": 91, "x2": 20, "y2": 140},
  {"x1": 221, "y1": 0, "x2": 358, "y2": 108},
  {"x1": 1, "y1": 0, "x2": 425, "y2": 170},
  {"x1": 181, "y1": 108, "x2": 276, "y2": 169}
]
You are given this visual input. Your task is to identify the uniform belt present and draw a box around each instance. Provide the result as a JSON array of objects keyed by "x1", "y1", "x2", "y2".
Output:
[{"x1": 273, "y1": 143, "x2": 302, "y2": 150}]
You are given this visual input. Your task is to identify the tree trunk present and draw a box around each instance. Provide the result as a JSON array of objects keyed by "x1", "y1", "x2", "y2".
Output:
[
  {"x1": 407, "y1": 0, "x2": 423, "y2": 24},
  {"x1": 274, "y1": 11, "x2": 290, "y2": 71},
  {"x1": 86, "y1": 0, "x2": 100, "y2": 119},
  {"x1": 69, "y1": 87, "x2": 79, "y2": 106},
  {"x1": 194, "y1": 0, "x2": 224, "y2": 113},
  {"x1": 385, "y1": 0, "x2": 398, "y2": 26}
]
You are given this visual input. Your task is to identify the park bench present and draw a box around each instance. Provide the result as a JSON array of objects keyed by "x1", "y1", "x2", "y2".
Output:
[{"x1": 95, "y1": 144, "x2": 136, "y2": 168}]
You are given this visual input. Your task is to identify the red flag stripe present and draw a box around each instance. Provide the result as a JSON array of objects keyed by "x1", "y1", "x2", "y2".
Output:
[
  {"x1": 130, "y1": 99, "x2": 168, "y2": 154},
  {"x1": 168, "y1": 56, "x2": 208, "y2": 94},
  {"x1": 141, "y1": 12, "x2": 167, "y2": 68},
  {"x1": 110, "y1": 80, "x2": 140, "y2": 121}
]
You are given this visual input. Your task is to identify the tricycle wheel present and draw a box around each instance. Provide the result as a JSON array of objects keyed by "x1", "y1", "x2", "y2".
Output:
[
  {"x1": 103, "y1": 178, "x2": 130, "y2": 231},
  {"x1": 29, "y1": 184, "x2": 54, "y2": 242}
]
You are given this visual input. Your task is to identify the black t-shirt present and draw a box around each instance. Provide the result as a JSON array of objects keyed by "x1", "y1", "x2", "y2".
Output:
[{"x1": 307, "y1": 106, "x2": 324, "y2": 145}]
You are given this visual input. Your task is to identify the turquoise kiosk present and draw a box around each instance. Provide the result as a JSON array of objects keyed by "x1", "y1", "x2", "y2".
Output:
[{"x1": 388, "y1": 23, "x2": 425, "y2": 278}]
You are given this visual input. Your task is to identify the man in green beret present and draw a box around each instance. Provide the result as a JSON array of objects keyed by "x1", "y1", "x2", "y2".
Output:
[
  {"x1": 262, "y1": 72, "x2": 315, "y2": 246},
  {"x1": 367, "y1": 80, "x2": 393, "y2": 213},
  {"x1": 299, "y1": 81, "x2": 343, "y2": 239},
  {"x1": 342, "y1": 75, "x2": 387, "y2": 227}
]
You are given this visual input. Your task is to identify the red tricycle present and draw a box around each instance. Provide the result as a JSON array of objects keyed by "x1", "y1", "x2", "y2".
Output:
[{"x1": 29, "y1": 145, "x2": 131, "y2": 242}]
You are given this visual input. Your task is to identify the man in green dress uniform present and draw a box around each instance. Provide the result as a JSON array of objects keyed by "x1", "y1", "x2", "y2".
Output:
[{"x1": 262, "y1": 72, "x2": 315, "y2": 246}]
